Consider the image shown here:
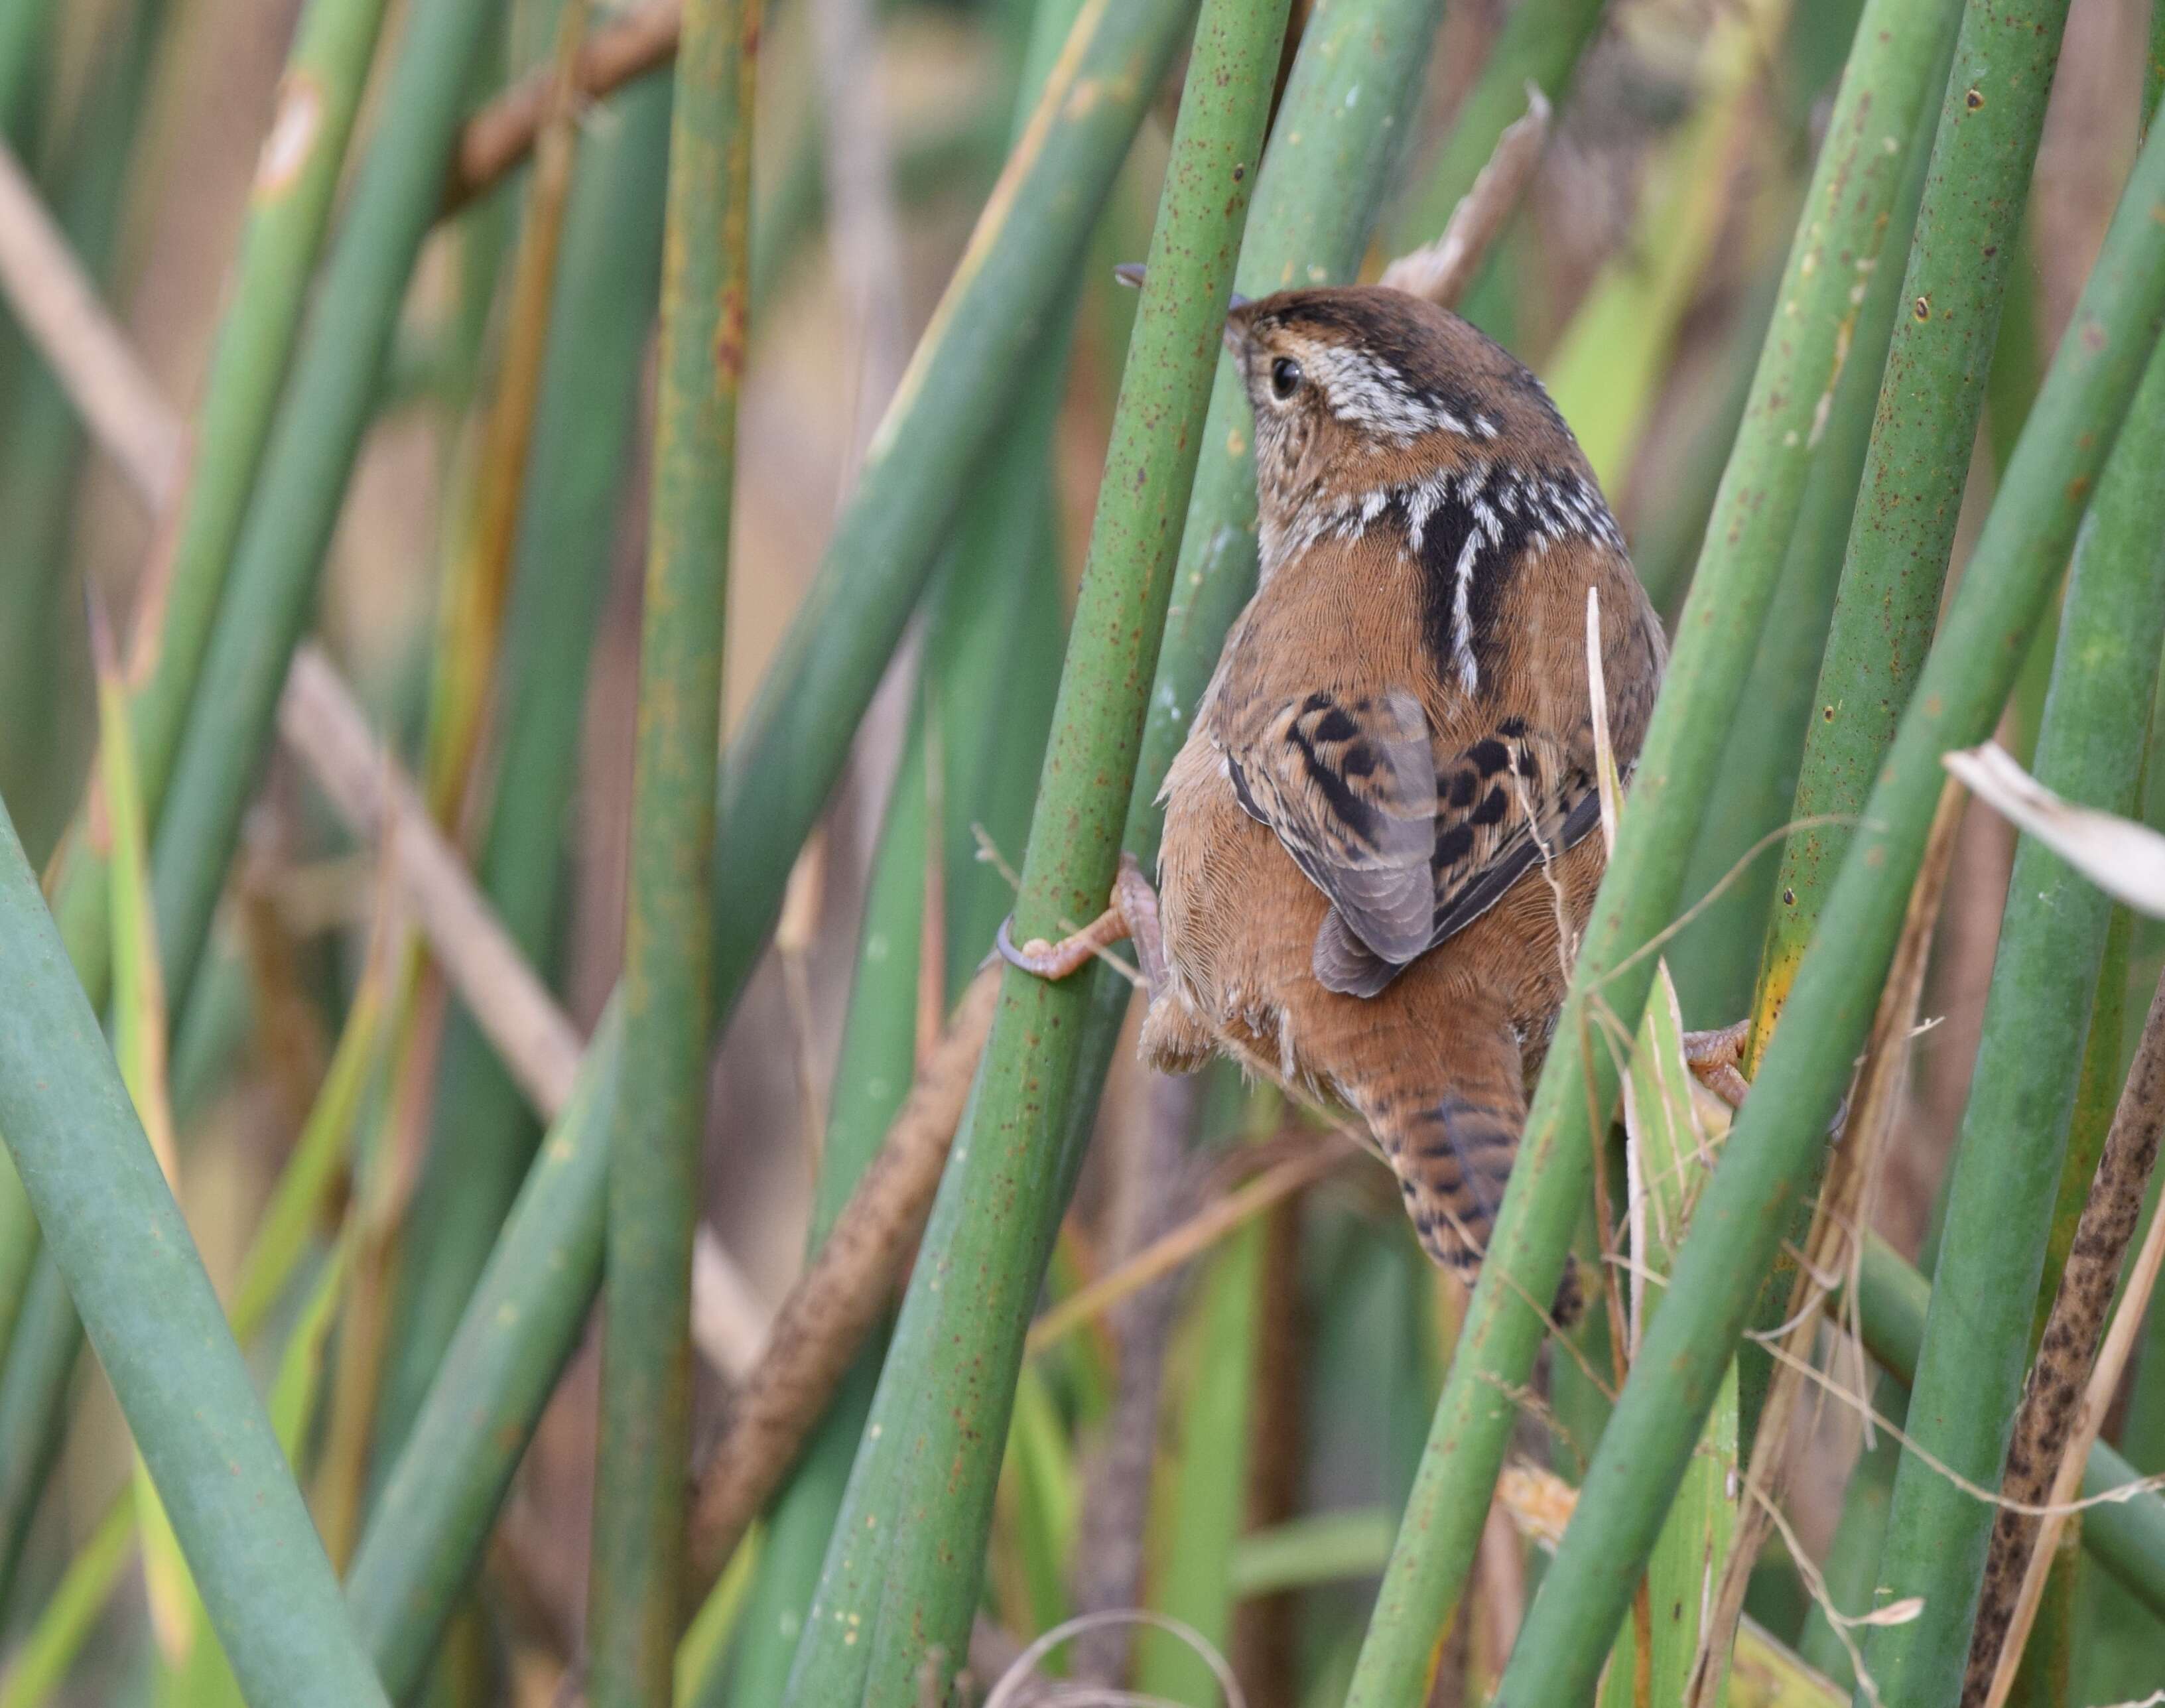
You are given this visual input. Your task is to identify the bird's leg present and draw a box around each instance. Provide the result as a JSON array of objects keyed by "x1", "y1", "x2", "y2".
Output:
[
  {"x1": 1681, "y1": 1019, "x2": 1752, "y2": 1110},
  {"x1": 997, "y1": 852, "x2": 1167, "y2": 996}
]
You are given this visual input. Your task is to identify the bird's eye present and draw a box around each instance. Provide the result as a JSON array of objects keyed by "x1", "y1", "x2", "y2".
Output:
[{"x1": 1270, "y1": 356, "x2": 1303, "y2": 400}]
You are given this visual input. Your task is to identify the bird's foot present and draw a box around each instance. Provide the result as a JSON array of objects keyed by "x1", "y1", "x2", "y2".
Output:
[
  {"x1": 1681, "y1": 1019, "x2": 1752, "y2": 1110},
  {"x1": 996, "y1": 852, "x2": 1167, "y2": 996}
]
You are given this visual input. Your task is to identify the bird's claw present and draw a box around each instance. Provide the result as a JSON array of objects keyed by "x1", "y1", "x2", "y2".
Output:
[
  {"x1": 1682, "y1": 1019, "x2": 1753, "y2": 1110},
  {"x1": 992, "y1": 855, "x2": 1169, "y2": 996}
]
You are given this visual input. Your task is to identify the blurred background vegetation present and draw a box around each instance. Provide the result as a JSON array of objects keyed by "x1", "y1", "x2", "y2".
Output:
[{"x1": 0, "y1": 0, "x2": 2162, "y2": 1703}]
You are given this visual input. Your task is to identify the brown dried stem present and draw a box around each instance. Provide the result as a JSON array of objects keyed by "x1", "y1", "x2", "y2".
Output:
[
  {"x1": 1968, "y1": 966, "x2": 2165, "y2": 1706},
  {"x1": 1023, "y1": 1133, "x2": 1356, "y2": 1356},
  {"x1": 1378, "y1": 82, "x2": 1550, "y2": 309},
  {"x1": 0, "y1": 141, "x2": 186, "y2": 506},
  {"x1": 279, "y1": 645, "x2": 585, "y2": 1116},
  {"x1": 447, "y1": 0, "x2": 681, "y2": 211},
  {"x1": 687, "y1": 961, "x2": 1004, "y2": 1580},
  {"x1": 1069, "y1": 1073, "x2": 1203, "y2": 1687}
]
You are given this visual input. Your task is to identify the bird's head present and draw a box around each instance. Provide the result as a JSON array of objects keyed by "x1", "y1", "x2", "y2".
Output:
[{"x1": 1222, "y1": 285, "x2": 1582, "y2": 533}]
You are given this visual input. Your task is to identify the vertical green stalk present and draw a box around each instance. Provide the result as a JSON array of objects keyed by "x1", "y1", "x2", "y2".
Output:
[
  {"x1": 1861, "y1": 289, "x2": 2165, "y2": 1708},
  {"x1": 0, "y1": 800, "x2": 388, "y2": 1707},
  {"x1": 784, "y1": 2, "x2": 1285, "y2": 1697},
  {"x1": 1345, "y1": 5, "x2": 1960, "y2": 1697},
  {"x1": 704, "y1": 0, "x2": 1199, "y2": 1013},
  {"x1": 774, "y1": 0, "x2": 1458, "y2": 1658},
  {"x1": 1749, "y1": 0, "x2": 2071, "y2": 1057},
  {"x1": 375, "y1": 64, "x2": 676, "y2": 1470},
  {"x1": 344, "y1": 7, "x2": 1205, "y2": 1688},
  {"x1": 1135, "y1": 1226, "x2": 1262, "y2": 1703},
  {"x1": 46, "y1": 0, "x2": 393, "y2": 1006},
  {"x1": 147, "y1": 0, "x2": 501, "y2": 1018},
  {"x1": 586, "y1": 0, "x2": 755, "y2": 1697},
  {"x1": 1486, "y1": 98, "x2": 2165, "y2": 1707}
]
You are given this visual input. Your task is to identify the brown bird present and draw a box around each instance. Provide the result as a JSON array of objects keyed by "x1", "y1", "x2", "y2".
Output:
[{"x1": 1007, "y1": 283, "x2": 1732, "y2": 1303}]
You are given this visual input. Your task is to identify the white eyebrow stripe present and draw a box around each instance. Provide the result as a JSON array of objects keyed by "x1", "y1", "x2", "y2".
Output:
[{"x1": 1299, "y1": 343, "x2": 1478, "y2": 443}]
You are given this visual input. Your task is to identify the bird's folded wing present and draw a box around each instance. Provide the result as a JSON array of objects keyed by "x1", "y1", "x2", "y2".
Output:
[
  {"x1": 1251, "y1": 706, "x2": 1597, "y2": 998},
  {"x1": 1222, "y1": 687, "x2": 1439, "y2": 970},
  {"x1": 1425, "y1": 723, "x2": 1598, "y2": 947}
]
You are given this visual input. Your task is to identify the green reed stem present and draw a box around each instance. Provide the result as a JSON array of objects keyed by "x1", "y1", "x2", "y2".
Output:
[
  {"x1": 0, "y1": 799, "x2": 387, "y2": 1707},
  {"x1": 706, "y1": 0, "x2": 1081, "y2": 1683},
  {"x1": 584, "y1": 0, "x2": 755, "y2": 1695}
]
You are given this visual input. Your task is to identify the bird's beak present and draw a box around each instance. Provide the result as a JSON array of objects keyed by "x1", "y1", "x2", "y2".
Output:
[{"x1": 1111, "y1": 261, "x2": 1250, "y2": 312}]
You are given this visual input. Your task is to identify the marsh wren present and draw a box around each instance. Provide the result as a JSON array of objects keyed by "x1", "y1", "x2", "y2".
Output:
[{"x1": 1008, "y1": 284, "x2": 1697, "y2": 1305}]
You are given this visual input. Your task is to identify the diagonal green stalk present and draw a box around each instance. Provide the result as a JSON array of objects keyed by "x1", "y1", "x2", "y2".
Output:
[
  {"x1": 705, "y1": 0, "x2": 1193, "y2": 1014},
  {"x1": 1128, "y1": 0, "x2": 1457, "y2": 855},
  {"x1": 1345, "y1": 4, "x2": 1961, "y2": 1697},
  {"x1": 342, "y1": 4, "x2": 1201, "y2": 1688},
  {"x1": 781, "y1": 3, "x2": 1285, "y2": 1698},
  {"x1": 0, "y1": 798, "x2": 388, "y2": 1707},
  {"x1": 147, "y1": 0, "x2": 501, "y2": 1019},
  {"x1": 0, "y1": 0, "x2": 169, "y2": 869},
  {"x1": 1488, "y1": 91, "x2": 2165, "y2": 1707},
  {"x1": 375, "y1": 63, "x2": 677, "y2": 1473},
  {"x1": 1861, "y1": 273, "x2": 2165, "y2": 1708},
  {"x1": 585, "y1": 0, "x2": 755, "y2": 1695}
]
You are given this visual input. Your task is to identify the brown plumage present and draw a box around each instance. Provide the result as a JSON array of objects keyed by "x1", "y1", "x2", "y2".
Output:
[{"x1": 1010, "y1": 283, "x2": 1668, "y2": 1301}]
